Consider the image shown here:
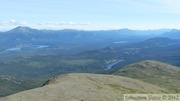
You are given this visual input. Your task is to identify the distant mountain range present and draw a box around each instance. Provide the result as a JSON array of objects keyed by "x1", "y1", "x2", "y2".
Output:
[
  {"x1": 0, "y1": 26, "x2": 177, "y2": 49},
  {"x1": 161, "y1": 29, "x2": 180, "y2": 39},
  {"x1": 0, "y1": 26, "x2": 178, "y2": 59}
]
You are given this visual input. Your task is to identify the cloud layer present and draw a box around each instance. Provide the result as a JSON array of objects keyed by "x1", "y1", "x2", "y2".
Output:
[
  {"x1": 37, "y1": 21, "x2": 90, "y2": 26},
  {"x1": 0, "y1": 20, "x2": 91, "y2": 31}
]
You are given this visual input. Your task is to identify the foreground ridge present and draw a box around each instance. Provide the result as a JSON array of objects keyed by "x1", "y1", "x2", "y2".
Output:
[{"x1": 1, "y1": 73, "x2": 168, "y2": 101}]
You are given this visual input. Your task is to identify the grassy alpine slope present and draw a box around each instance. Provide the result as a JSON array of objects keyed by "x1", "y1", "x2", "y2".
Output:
[
  {"x1": 1, "y1": 73, "x2": 168, "y2": 101},
  {"x1": 114, "y1": 60, "x2": 180, "y2": 93}
]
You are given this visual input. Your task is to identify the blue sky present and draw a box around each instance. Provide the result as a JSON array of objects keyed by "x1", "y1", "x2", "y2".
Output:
[{"x1": 1, "y1": 0, "x2": 180, "y2": 31}]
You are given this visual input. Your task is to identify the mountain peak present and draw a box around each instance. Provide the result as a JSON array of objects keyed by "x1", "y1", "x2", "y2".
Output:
[{"x1": 9, "y1": 26, "x2": 35, "y2": 33}]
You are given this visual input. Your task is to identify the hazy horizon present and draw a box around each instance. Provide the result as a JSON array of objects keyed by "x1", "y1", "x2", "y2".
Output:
[{"x1": 0, "y1": 26, "x2": 176, "y2": 32}]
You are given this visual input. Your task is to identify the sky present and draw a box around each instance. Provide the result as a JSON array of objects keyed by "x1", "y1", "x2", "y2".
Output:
[{"x1": 1, "y1": 0, "x2": 180, "y2": 31}]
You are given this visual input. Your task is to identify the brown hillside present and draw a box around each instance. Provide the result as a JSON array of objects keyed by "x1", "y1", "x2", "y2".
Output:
[{"x1": 1, "y1": 73, "x2": 168, "y2": 101}]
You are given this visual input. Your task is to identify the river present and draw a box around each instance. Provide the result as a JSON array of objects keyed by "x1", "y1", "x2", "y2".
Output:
[{"x1": 106, "y1": 59, "x2": 125, "y2": 69}]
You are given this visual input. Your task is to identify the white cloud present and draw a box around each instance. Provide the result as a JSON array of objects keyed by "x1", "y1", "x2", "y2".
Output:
[
  {"x1": 37, "y1": 22, "x2": 53, "y2": 26},
  {"x1": 36, "y1": 21, "x2": 90, "y2": 26},
  {"x1": 0, "y1": 20, "x2": 27, "y2": 27},
  {"x1": 0, "y1": 20, "x2": 90, "y2": 29},
  {"x1": 58, "y1": 22, "x2": 90, "y2": 25},
  {"x1": 10, "y1": 20, "x2": 16, "y2": 23},
  {"x1": 0, "y1": 20, "x2": 27, "y2": 31},
  {"x1": 9, "y1": 20, "x2": 27, "y2": 25},
  {"x1": 106, "y1": 26, "x2": 122, "y2": 30},
  {"x1": 58, "y1": 22, "x2": 76, "y2": 25},
  {"x1": 34, "y1": 21, "x2": 91, "y2": 30}
]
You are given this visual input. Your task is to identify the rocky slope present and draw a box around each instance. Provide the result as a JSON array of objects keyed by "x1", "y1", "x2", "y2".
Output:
[{"x1": 1, "y1": 73, "x2": 168, "y2": 101}]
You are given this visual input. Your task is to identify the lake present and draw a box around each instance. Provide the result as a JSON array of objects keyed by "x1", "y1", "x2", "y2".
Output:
[{"x1": 4, "y1": 45, "x2": 49, "y2": 52}]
